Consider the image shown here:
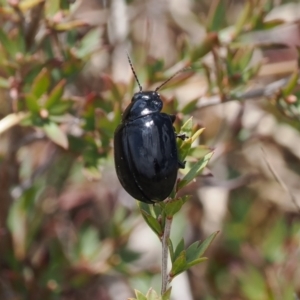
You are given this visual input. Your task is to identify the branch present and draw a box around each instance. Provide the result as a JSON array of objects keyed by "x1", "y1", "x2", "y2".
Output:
[
  {"x1": 261, "y1": 146, "x2": 300, "y2": 214},
  {"x1": 197, "y1": 71, "x2": 300, "y2": 109},
  {"x1": 161, "y1": 216, "x2": 172, "y2": 295}
]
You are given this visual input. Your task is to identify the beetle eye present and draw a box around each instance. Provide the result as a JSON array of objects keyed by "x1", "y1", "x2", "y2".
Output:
[{"x1": 131, "y1": 94, "x2": 139, "y2": 102}]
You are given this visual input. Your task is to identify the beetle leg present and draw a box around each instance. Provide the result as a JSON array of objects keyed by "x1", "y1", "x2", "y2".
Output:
[
  {"x1": 176, "y1": 133, "x2": 187, "y2": 140},
  {"x1": 178, "y1": 160, "x2": 186, "y2": 169},
  {"x1": 169, "y1": 115, "x2": 188, "y2": 140}
]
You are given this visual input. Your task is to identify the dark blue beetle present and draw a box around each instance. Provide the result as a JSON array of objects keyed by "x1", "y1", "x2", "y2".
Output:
[{"x1": 114, "y1": 56, "x2": 185, "y2": 204}]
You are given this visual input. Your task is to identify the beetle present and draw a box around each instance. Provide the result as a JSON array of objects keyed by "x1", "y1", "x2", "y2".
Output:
[{"x1": 114, "y1": 56, "x2": 186, "y2": 204}]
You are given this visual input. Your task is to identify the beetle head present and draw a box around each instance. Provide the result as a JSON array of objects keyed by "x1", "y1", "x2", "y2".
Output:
[
  {"x1": 122, "y1": 91, "x2": 163, "y2": 121},
  {"x1": 124, "y1": 54, "x2": 186, "y2": 122}
]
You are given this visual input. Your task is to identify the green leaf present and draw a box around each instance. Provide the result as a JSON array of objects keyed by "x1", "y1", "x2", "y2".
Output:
[
  {"x1": 177, "y1": 117, "x2": 198, "y2": 162},
  {"x1": 190, "y1": 33, "x2": 219, "y2": 62},
  {"x1": 235, "y1": 1, "x2": 252, "y2": 36},
  {"x1": 0, "y1": 28, "x2": 18, "y2": 57},
  {"x1": 188, "y1": 231, "x2": 219, "y2": 260},
  {"x1": 78, "y1": 226, "x2": 101, "y2": 260},
  {"x1": 180, "y1": 117, "x2": 193, "y2": 134},
  {"x1": 75, "y1": 28, "x2": 102, "y2": 58},
  {"x1": 97, "y1": 111, "x2": 117, "y2": 138},
  {"x1": 0, "y1": 76, "x2": 9, "y2": 88},
  {"x1": 140, "y1": 209, "x2": 162, "y2": 236},
  {"x1": 178, "y1": 137, "x2": 192, "y2": 162},
  {"x1": 191, "y1": 128, "x2": 205, "y2": 144},
  {"x1": 174, "y1": 239, "x2": 185, "y2": 260},
  {"x1": 226, "y1": 58, "x2": 235, "y2": 78},
  {"x1": 162, "y1": 287, "x2": 172, "y2": 300},
  {"x1": 242, "y1": 62, "x2": 262, "y2": 82},
  {"x1": 48, "y1": 101, "x2": 73, "y2": 115},
  {"x1": 207, "y1": 0, "x2": 226, "y2": 32},
  {"x1": 15, "y1": 31, "x2": 25, "y2": 54},
  {"x1": 181, "y1": 99, "x2": 198, "y2": 115},
  {"x1": 170, "y1": 232, "x2": 218, "y2": 278},
  {"x1": 170, "y1": 251, "x2": 187, "y2": 277},
  {"x1": 237, "y1": 47, "x2": 254, "y2": 71},
  {"x1": 261, "y1": 218, "x2": 286, "y2": 263},
  {"x1": 45, "y1": 0, "x2": 60, "y2": 17},
  {"x1": 164, "y1": 197, "x2": 189, "y2": 217},
  {"x1": 234, "y1": 1, "x2": 254, "y2": 36},
  {"x1": 186, "y1": 257, "x2": 208, "y2": 268},
  {"x1": 53, "y1": 20, "x2": 87, "y2": 31},
  {"x1": 186, "y1": 241, "x2": 203, "y2": 262},
  {"x1": 178, "y1": 152, "x2": 214, "y2": 189},
  {"x1": 145, "y1": 288, "x2": 160, "y2": 300},
  {"x1": 45, "y1": 79, "x2": 66, "y2": 109},
  {"x1": 118, "y1": 248, "x2": 141, "y2": 264},
  {"x1": 282, "y1": 70, "x2": 299, "y2": 97},
  {"x1": 240, "y1": 266, "x2": 269, "y2": 300},
  {"x1": 261, "y1": 19, "x2": 285, "y2": 30},
  {"x1": 188, "y1": 146, "x2": 211, "y2": 160},
  {"x1": 0, "y1": 112, "x2": 29, "y2": 136},
  {"x1": 0, "y1": 5, "x2": 13, "y2": 15},
  {"x1": 138, "y1": 201, "x2": 152, "y2": 215},
  {"x1": 147, "y1": 60, "x2": 165, "y2": 83},
  {"x1": 31, "y1": 68, "x2": 50, "y2": 99},
  {"x1": 7, "y1": 195, "x2": 27, "y2": 260},
  {"x1": 134, "y1": 290, "x2": 147, "y2": 300},
  {"x1": 19, "y1": 0, "x2": 45, "y2": 11},
  {"x1": 25, "y1": 94, "x2": 40, "y2": 113},
  {"x1": 82, "y1": 139, "x2": 100, "y2": 168},
  {"x1": 61, "y1": 0, "x2": 70, "y2": 9},
  {"x1": 43, "y1": 121, "x2": 68, "y2": 149},
  {"x1": 153, "y1": 202, "x2": 164, "y2": 218}
]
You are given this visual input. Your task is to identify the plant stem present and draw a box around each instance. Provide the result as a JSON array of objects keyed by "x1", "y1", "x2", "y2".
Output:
[
  {"x1": 161, "y1": 216, "x2": 172, "y2": 295},
  {"x1": 198, "y1": 71, "x2": 300, "y2": 109}
]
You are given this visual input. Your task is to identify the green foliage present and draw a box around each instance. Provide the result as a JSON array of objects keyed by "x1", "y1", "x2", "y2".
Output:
[
  {"x1": 129, "y1": 288, "x2": 172, "y2": 300},
  {"x1": 1, "y1": 0, "x2": 300, "y2": 299},
  {"x1": 164, "y1": 231, "x2": 218, "y2": 280}
]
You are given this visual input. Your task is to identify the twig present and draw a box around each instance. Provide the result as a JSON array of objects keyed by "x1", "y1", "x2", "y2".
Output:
[
  {"x1": 261, "y1": 146, "x2": 300, "y2": 214},
  {"x1": 161, "y1": 216, "x2": 172, "y2": 295},
  {"x1": 25, "y1": 2, "x2": 44, "y2": 51},
  {"x1": 11, "y1": 3, "x2": 26, "y2": 37},
  {"x1": 197, "y1": 71, "x2": 300, "y2": 109}
]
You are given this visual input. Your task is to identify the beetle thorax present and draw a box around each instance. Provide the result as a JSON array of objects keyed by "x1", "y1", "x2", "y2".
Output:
[{"x1": 122, "y1": 91, "x2": 163, "y2": 122}]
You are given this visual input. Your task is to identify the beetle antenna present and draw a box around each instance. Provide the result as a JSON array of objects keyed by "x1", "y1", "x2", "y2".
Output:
[
  {"x1": 127, "y1": 53, "x2": 142, "y2": 92},
  {"x1": 155, "y1": 67, "x2": 190, "y2": 92}
]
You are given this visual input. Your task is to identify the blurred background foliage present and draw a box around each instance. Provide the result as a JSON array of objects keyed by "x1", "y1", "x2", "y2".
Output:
[{"x1": 0, "y1": 0, "x2": 300, "y2": 299}]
